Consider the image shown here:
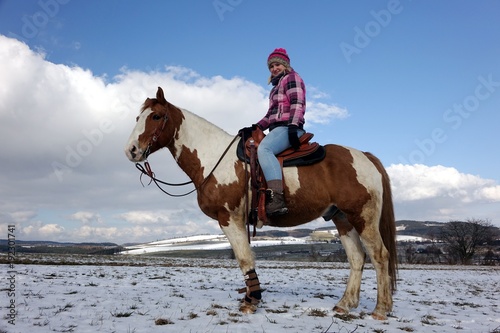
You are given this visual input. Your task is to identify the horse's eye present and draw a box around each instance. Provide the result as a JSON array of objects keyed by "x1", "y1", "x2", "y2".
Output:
[
  {"x1": 152, "y1": 114, "x2": 162, "y2": 121},
  {"x1": 135, "y1": 116, "x2": 139, "y2": 122}
]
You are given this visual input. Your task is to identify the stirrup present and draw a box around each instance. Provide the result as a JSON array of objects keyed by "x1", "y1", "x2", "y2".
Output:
[{"x1": 268, "y1": 206, "x2": 288, "y2": 216}]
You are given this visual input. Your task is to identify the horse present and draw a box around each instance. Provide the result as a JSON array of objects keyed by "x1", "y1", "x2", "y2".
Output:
[{"x1": 124, "y1": 87, "x2": 398, "y2": 320}]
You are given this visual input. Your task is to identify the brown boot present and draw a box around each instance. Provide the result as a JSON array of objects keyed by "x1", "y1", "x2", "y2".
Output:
[{"x1": 265, "y1": 180, "x2": 288, "y2": 216}]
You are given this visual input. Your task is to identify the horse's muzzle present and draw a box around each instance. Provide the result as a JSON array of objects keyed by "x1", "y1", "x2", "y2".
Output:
[{"x1": 125, "y1": 144, "x2": 147, "y2": 162}]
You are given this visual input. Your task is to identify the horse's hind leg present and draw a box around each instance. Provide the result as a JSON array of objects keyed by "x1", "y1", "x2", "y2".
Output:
[
  {"x1": 332, "y1": 211, "x2": 366, "y2": 313},
  {"x1": 358, "y1": 221, "x2": 393, "y2": 319},
  {"x1": 218, "y1": 213, "x2": 262, "y2": 313}
]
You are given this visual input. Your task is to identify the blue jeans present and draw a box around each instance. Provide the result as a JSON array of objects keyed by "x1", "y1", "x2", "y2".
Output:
[{"x1": 257, "y1": 126, "x2": 305, "y2": 181}]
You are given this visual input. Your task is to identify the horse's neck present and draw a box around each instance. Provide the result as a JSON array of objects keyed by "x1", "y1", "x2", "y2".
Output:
[{"x1": 170, "y1": 109, "x2": 234, "y2": 184}]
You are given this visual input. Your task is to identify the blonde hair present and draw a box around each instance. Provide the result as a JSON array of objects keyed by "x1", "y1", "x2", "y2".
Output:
[{"x1": 267, "y1": 67, "x2": 292, "y2": 85}]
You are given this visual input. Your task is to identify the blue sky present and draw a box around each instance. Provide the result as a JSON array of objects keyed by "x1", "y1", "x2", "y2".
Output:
[{"x1": 1, "y1": 0, "x2": 499, "y2": 243}]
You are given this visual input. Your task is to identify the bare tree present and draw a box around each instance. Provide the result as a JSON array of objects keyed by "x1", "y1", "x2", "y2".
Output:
[
  {"x1": 404, "y1": 245, "x2": 417, "y2": 264},
  {"x1": 439, "y1": 218, "x2": 497, "y2": 265}
]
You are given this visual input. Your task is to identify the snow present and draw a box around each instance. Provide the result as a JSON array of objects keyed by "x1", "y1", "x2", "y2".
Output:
[
  {"x1": 121, "y1": 234, "x2": 426, "y2": 255},
  {"x1": 2, "y1": 255, "x2": 499, "y2": 333},
  {"x1": 121, "y1": 235, "x2": 310, "y2": 255},
  {"x1": 396, "y1": 235, "x2": 427, "y2": 242}
]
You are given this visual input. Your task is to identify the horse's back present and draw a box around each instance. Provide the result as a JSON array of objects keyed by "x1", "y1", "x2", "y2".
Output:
[{"x1": 318, "y1": 144, "x2": 385, "y2": 185}]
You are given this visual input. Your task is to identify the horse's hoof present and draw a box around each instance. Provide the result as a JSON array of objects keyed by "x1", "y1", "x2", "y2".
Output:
[
  {"x1": 371, "y1": 312, "x2": 387, "y2": 320},
  {"x1": 333, "y1": 305, "x2": 348, "y2": 314},
  {"x1": 239, "y1": 302, "x2": 257, "y2": 314}
]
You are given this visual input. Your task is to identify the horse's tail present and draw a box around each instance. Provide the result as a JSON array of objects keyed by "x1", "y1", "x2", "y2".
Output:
[{"x1": 365, "y1": 152, "x2": 398, "y2": 293}]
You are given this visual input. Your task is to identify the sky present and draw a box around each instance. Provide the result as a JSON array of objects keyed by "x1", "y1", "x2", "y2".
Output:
[{"x1": 0, "y1": 0, "x2": 499, "y2": 244}]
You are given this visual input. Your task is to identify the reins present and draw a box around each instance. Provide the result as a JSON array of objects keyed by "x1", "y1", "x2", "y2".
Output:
[
  {"x1": 135, "y1": 162, "x2": 196, "y2": 197},
  {"x1": 135, "y1": 133, "x2": 241, "y2": 197}
]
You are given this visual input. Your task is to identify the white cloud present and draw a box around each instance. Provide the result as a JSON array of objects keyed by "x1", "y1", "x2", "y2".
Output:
[
  {"x1": 69, "y1": 211, "x2": 103, "y2": 225},
  {"x1": 74, "y1": 225, "x2": 118, "y2": 240},
  {"x1": 387, "y1": 164, "x2": 500, "y2": 222},
  {"x1": 16, "y1": 221, "x2": 65, "y2": 240},
  {"x1": 478, "y1": 186, "x2": 500, "y2": 201},
  {"x1": 307, "y1": 86, "x2": 331, "y2": 99},
  {"x1": 39, "y1": 223, "x2": 65, "y2": 237},
  {"x1": 307, "y1": 101, "x2": 349, "y2": 124},
  {"x1": 115, "y1": 209, "x2": 222, "y2": 237},
  {"x1": 9, "y1": 211, "x2": 38, "y2": 223},
  {"x1": 20, "y1": 225, "x2": 37, "y2": 236},
  {"x1": 305, "y1": 85, "x2": 349, "y2": 124},
  {"x1": 117, "y1": 211, "x2": 171, "y2": 225},
  {"x1": 388, "y1": 164, "x2": 500, "y2": 203}
]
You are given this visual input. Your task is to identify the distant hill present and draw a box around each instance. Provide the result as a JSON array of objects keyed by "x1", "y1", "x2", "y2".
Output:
[
  {"x1": 0, "y1": 220, "x2": 477, "y2": 256},
  {"x1": 255, "y1": 228, "x2": 312, "y2": 238},
  {"x1": 395, "y1": 220, "x2": 446, "y2": 238},
  {"x1": 0, "y1": 239, "x2": 119, "y2": 247},
  {"x1": 0, "y1": 239, "x2": 123, "y2": 255}
]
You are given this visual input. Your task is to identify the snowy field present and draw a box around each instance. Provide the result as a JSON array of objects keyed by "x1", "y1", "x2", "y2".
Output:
[
  {"x1": 120, "y1": 235, "x2": 310, "y2": 255},
  {"x1": 1, "y1": 255, "x2": 499, "y2": 333}
]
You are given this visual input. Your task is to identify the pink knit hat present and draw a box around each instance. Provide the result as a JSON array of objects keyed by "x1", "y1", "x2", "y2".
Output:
[{"x1": 267, "y1": 48, "x2": 291, "y2": 68}]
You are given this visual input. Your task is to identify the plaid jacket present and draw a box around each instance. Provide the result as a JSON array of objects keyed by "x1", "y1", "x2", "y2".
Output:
[{"x1": 257, "y1": 70, "x2": 306, "y2": 130}]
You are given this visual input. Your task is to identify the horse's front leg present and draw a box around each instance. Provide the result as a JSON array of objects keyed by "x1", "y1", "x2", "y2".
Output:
[{"x1": 219, "y1": 211, "x2": 262, "y2": 313}]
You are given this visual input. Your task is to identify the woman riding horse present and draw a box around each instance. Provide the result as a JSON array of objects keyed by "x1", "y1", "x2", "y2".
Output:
[{"x1": 239, "y1": 48, "x2": 306, "y2": 216}]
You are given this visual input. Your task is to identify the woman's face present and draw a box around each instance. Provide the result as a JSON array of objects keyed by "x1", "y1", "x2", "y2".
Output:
[{"x1": 269, "y1": 62, "x2": 286, "y2": 77}]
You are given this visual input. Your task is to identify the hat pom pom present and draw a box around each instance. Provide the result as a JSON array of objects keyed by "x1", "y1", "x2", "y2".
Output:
[{"x1": 273, "y1": 48, "x2": 287, "y2": 55}]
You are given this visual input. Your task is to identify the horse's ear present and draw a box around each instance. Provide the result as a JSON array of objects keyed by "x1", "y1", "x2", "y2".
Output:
[{"x1": 156, "y1": 87, "x2": 167, "y2": 105}]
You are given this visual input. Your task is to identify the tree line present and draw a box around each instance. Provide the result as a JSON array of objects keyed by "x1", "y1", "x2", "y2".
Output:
[{"x1": 403, "y1": 218, "x2": 499, "y2": 265}]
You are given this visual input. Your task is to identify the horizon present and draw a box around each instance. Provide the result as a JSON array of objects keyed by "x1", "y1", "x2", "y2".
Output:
[{"x1": 3, "y1": 219, "x2": 490, "y2": 246}]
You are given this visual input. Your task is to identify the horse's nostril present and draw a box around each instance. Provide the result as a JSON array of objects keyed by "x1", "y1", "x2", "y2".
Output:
[{"x1": 129, "y1": 147, "x2": 137, "y2": 159}]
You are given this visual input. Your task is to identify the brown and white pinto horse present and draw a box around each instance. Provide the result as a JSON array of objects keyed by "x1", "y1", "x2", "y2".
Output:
[{"x1": 124, "y1": 87, "x2": 398, "y2": 320}]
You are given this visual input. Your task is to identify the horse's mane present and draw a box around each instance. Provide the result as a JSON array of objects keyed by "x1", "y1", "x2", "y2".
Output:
[{"x1": 140, "y1": 98, "x2": 159, "y2": 112}]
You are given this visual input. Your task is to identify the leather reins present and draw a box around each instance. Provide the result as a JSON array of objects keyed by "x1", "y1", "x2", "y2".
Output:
[{"x1": 135, "y1": 133, "x2": 241, "y2": 197}]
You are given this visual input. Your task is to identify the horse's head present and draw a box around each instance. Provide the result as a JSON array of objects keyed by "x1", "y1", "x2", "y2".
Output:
[{"x1": 125, "y1": 87, "x2": 180, "y2": 162}]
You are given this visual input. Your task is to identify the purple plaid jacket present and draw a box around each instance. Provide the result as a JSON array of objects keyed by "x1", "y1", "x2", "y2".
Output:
[{"x1": 257, "y1": 70, "x2": 306, "y2": 130}]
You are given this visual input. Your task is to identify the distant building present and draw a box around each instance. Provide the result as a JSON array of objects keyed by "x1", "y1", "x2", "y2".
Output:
[{"x1": 310, "y1": 230, "x2": 338, "y2": 242}]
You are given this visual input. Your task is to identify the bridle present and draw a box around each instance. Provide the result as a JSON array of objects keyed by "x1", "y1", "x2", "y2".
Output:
[
  {"x1": 143, "y1": 113, "x2": 168, "y2": 158},
  {"x1": 134, "y1": 112, "x2": 241, "y2": 197}
]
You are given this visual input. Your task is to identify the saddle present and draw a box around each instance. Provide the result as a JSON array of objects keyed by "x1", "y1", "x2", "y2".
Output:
[
  {"x1": 236, "y1": 128, "x2": 326, "y2": 235},
  {"x1": 236, "y1": 128, "x2": 325, "y2": 167}
]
